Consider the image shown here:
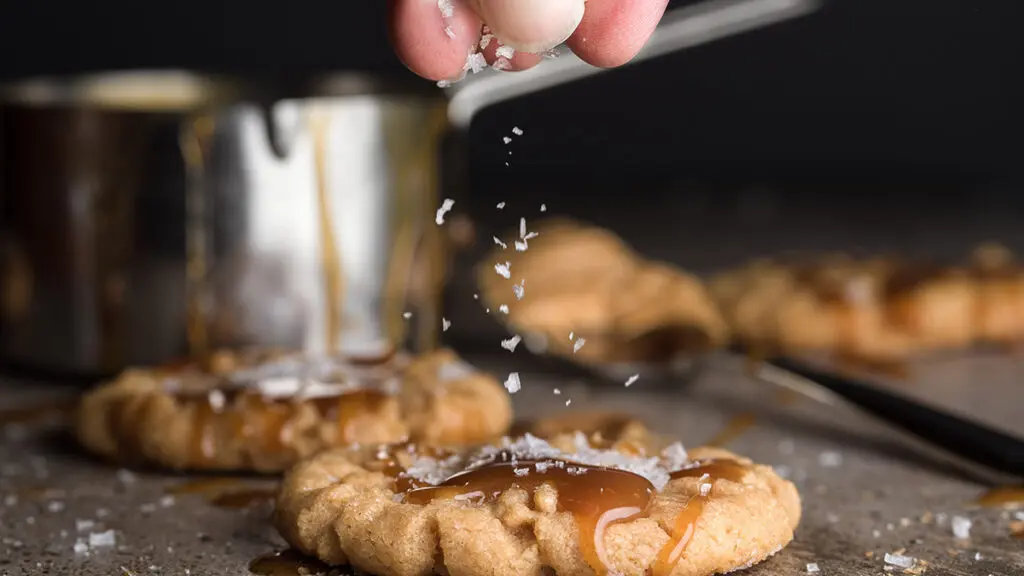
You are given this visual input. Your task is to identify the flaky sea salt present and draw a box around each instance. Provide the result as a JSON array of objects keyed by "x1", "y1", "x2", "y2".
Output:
[
  {"x1": 540, "y1": 204, "x2": 547, "y2": 212},
  {"x1": 73, "y1": 540, "x2": 88, "y2": 554},
  {"x1": 806, "y1": 563, "x2": 820, "y2": 573},
  {"x1": 553, "y1": 388, "x2": 561, "y2": 395},
  {"x1": 495, "y1": 262, "x2": 511, "y2": 279},
  {"x1": 493, "y1": 236, "x2": 507, "y2": 249},
  {"x1": 499, "y1": 305, "x2": 509, "y2": 314},
  {"x1": 89, "y1": 530, "x2": 116, "y2": 547},
  {"x1": 496, "y1": 202, "x2": 505, "y2": 209},
  {"x1": 437, "y1": 0, "x2": 454, "y2": 18},
  {"x1": 573, "y1": 338, "x2": 586, "y2": 353},
  {"x1": 513, "y1": 467, "x2": 530, "y2": 477},
  {"x1": 480, "y1": 34, "x2": 494, "y2": 49},
  {"x1": 47, "y1": 500, "x2": 64, "y2": 513},
  {"x1": 76, "y1": 519, "x2": 95, "y2": 532},
  {"x1": 465, "y1": 52, "x2": 488, "y2": 74},
  {"x1": 442, "y1": 318, "x2": 451, "y2": 332},
  {"x1": 514, "y1": 240, "x2": 528, "y2": 251},
  {"x1": 435, "y1": 198, "x2": 455, "y2": 225},
  {"x1": 565, "y1": 399, "x2": 572, "y2": 406},
  {"x1": 501, "y1": 336, "x2": 521, "y2": 352},
  {"x1": 403, "y1": 312, "x2": 413, "y2": 319},
  {"x1": 884, "y1": 553, "x2": 915, "y2": 569},
  {"x1": 495, "y1": 45, "x2": 515, "y2": 59},
  {"x1": 624, "y1": 374, "x2": 639, "y2": 387},
  {"x1": 951, "y1": 515, "x2": 972, "y2": 539},
  {"x1": 504, "y1": 373, "x2": 521, "y2": 394},
  {"x1": 512, "y1": 283, "x2": 525, "y2": 299},
  {"x1": 512, "y1": 127, "x2": 523, "y2": 136},
  {"x1": 502, "y1": 136, "x2": 512, "y2": 144},
  {"x1": 818, "y1": 451, "x2": 842, "y2": 467}
]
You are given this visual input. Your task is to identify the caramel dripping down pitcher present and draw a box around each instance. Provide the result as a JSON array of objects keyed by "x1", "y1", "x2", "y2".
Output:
[{"x1": 0, "y1": 0, "x2": 819, "y2": 376}]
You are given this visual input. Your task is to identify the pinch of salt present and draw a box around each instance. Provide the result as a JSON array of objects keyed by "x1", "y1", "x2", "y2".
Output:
[
  {"x1": 883, "y1": 553, "x2": 915, "y2": 569},
  {"x1": 442, "y1": 318, "x2": 451, "y2": 332},
  {"x1": 625, "y1": 374, "x2": 639, "y2": 387},
  {"x1": 435, "y1": 198, "x2": 455, "y2": 225},
  {"x1": 573, "y1": 338, "x2": 586, "y2": 353},
  {"x1": 951, "y1": 515, "x2": 972, "y2": 539},
  {"x1": 512, "y1": 127, "x2": 523, "y2": 136},
  {"x1": 806, "y1": 563, "x2": 820, "y2": 573},
  {"x1": 504, "y1": 372, "x2": 521, "y2": 394},
  {"x1": 495, "y1": 262, "x2": 511, "y2": 279},
  {"x1": 499, "y1": 305, "x2": 509, "y2": 314},
  {"x1": 495, "y1": 45, "x2": 515, "y2": 59},
  {"x1": 493, "y1": 236, "x2": 507, "y2": 249},
  {"x1": 500, "y1": 335, "x2": 522, "y2": 352}
]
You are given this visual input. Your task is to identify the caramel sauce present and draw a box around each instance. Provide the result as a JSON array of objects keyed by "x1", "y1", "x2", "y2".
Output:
[
  {"x1": 209, "y1": 488, "x2": 276, "y2": 509},
  {"x1": 165, "y1": 477, "x2": 247, "y2": 496},
  {"x1": 704, "y1": 412, "x2": 757, "y2": 448},
  {"x1": 652, "y1": 459, "x2": 749, "y2": 576},
  {"x1": 248, "y1": 549, "x2": 330, "y2": 576},
  {"x1": 402, "y1": 452, "x2": 654, "y2": 575},
  {"x1": 975, "y1": 485, "x2": 1024, "y2": 508},
  {"x1": 166, "y1": 478, "x2": 276, "y2": 509}
]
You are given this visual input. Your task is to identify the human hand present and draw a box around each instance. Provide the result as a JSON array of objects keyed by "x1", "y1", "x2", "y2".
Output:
[{"x1": 388, "y1": 0, "x2": 670, "y2": 81}]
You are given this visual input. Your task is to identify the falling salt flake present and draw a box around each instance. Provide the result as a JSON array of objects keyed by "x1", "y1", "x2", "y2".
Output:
[
  {"x1": 493, "y1": 236, "x2": 507, "y2": 249},
  {"x1": 500, "y1": 336, "x2": 522, "y2": 352},
  {"x1": 403, "y1": 311, "x2": 413, "y2": 319},
  {"x1": 519, "y1": 218, "x2": 527, "y2": 239},
  {"x1": 435, "y1": 198, "x2": 455, "y2": 225},
  {"x1": 89, "y1": 530, "x2": 116, "y2": 547},
  {"x1": 569, "y1": 331, "x2": 575, "y2": 341},
  {"x1": 73, "y1": 540, "x2": 88, "y2": 554},
  {"x1": 495, "y1": 45, "x2": 516, "y2": 59},
  {"x1": 818, "y1": 451, "x2": 843, "y2": 468},
  {"x1": 540, "y1": 203, "x2": 547, "y2": 212},
  {"x1": 573, "y1": 338, "x2": 586, "y2": 353},
  {"x1": 514, "y1": 240, "x2": 529, "y2": 251},
  {"x1": 523, "y1": 231, "x2": 539, "y2": 240},
  {"x1": 473, "y1": 293, "x2": 479, "y2": 300},
  {"x1": 974, "y1": 552, "x2": 983, "y2": 560},
  {"x1": 437, "y1": 0, "x2": 454, "y2": 18},
  {"x1": 159, "y1": 495, "x2": 175, "y2": 508},
  {"x1": 565, "y1": 399, "x2": 572, "y2": 406},
  {"x1": 495, "y1": 262, "x2": 511, "y2": 279},
  {"x1": 442, "y1": 318, "x2": 451, "y2": 332},
  {"x1": 503, "y1": 372, "x2": 521, "y2": 394},
  {"x1": 806, "y1": 563, "x2": 820, "y2": 573},
  {"x1": 512, "y1": 126, "x2": 523, "y2": 136},
  {"x1": 625, "y1": 374, "x2": 640, "y2": 387},
  {"x1": 553, "y1": 388, "x2": 561, "y2": 395},
  {"x1": 480, "y1": 34, "x2": 494, "y2": 50},
  {"x1": 503, "y1": 136, "x2": 512, "y2": 144},
  {"x1": 512, "y1": 283, "x2": 525, "y2": 300},
  {"x1": 951, "y1": 515, "x2": 972, "y2": 539},
  {"x1": 884, "y1": 553, "x2": 916, "y2": 569},
  {"x1": 498, "y1": 304, "x2": 509, "y2": 314},
  {"x1": 496, "y1": 202, "x2": 505, "y2": 209},
  {"x1": 46, "y1": 500, "x2": 65, "y2": 513}
]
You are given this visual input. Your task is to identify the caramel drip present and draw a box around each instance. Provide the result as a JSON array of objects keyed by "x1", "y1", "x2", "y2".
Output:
[
  {"x1": 165, "y1": 477, "x2": 247, "y2": 496},
  {"x1": 652, "y1": 459, "x2": 750, "y2": 576},
  {"x1": 248, "y1": 549, "x2": 330, "y2": 576},
  {"x1": 210, "y1": 488, "x2": 276, "y2": 509},
  {"x1": 402, "y1": 452, "x2": 654, "y2": 575},
  {"x1": 975, "y1": 485, "x2": 1024, "y2": 508}
]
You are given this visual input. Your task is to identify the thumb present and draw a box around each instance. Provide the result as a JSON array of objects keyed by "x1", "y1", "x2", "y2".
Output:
[{"x1": 468, "y1": 0, "x2": 585, "y2": 53}]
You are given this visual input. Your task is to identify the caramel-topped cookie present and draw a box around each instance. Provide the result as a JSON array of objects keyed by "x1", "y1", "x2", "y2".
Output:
[
  {"x1": 75, "y1": 348, "x2": 512, "y2": 473},
  {"x1": 478, "y1": 218, "x2": 727, "y2": 365},
  {"x1": 274, "y1": 430, "x2": 799, "y2": 576},
  {"x1": 709, "y1": 245, "x2": 1024, "y2": 364}
]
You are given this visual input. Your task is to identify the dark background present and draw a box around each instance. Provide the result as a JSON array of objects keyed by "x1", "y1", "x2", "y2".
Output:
[{"x1": 1, "y1": 0, "x2": 1022, "y2": 259}]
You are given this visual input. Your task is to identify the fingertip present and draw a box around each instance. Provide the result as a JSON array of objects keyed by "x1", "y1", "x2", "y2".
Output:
[
  {"x1": 479, "y1": 37, "x2": 544, "y2": 71},
  {"x1": 567, "y1": 0, "x2": 669, "y2": 68},
  {"x1": 389, "y1": 0, "x2": 483, "y2": 81}
]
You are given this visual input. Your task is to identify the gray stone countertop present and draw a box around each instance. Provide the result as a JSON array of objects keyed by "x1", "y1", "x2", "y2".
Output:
[{"x1": 1, "y1": 351, "x2": 1023, "y2": 576}]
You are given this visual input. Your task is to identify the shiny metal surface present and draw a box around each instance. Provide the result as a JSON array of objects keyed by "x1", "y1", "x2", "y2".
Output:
[
  {"x1": 187, "y1": 83, "x2": 447, "y2": 357},
  {"x1": 0, "y1": 71, "x2": 238, "y2": 375}
]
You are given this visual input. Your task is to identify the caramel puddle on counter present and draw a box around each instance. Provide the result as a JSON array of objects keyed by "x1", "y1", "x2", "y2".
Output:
[
  {"x1": 975, "y1": 485, "x2": 1024, "y2": 508},
  {"x1": 249, "y1": 549, "x2": 331, "y2": 576},
  {"x1": 166, "y1": 477, "x2": 276, "y2": 509}
]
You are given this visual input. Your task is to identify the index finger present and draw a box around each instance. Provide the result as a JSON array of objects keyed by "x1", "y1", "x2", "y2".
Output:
[{"x1": 388, "y1": 0, "x2": 482, "y2": 82}]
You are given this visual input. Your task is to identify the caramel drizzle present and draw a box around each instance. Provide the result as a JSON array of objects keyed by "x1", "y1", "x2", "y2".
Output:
[{"x1": 378, "y1": 447, "x2": 750, "y2": 576}]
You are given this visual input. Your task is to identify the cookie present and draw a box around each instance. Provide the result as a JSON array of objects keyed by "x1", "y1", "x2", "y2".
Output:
[
  {"x1": 274, "y1": 430, "x2": 800, "y2": 576},
  {"x1": 708, "y1": 245, "x2": 1024, "y2": 363},
  {"x1": 478, "y1": 218, "x2": 727, "y2": 364},
  {"x1": 76, "y1": 348, "x2": 512, "y2": 473}
]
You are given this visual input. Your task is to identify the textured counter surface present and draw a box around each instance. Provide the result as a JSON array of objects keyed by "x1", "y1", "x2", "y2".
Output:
[{"x1": 1, "y1": 352, "x2": 1023, "y2": 576}]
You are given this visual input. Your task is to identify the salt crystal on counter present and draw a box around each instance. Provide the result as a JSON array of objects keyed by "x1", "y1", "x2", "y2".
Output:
[
  {"x1": 951, "y1": 515, "x2": 972, "y2": 539},
  {"x1": 89, "y1": 530, "x2": 116, "y2": 547},
  {"x1": 818, "y1": 451, "x2": 842, "y2": 468},
  {"x1": 76, "y1": 519, "x2": 95, "y2": 532},
  {"x1": 73, "y1": 540, "x2": 88, "y2": 554},
  {"x1": 624, "y1": 374, "x2": 639, "y2": 387},
  {"x1": 806, "y1": 563, "x2": 820, "y2": 573},
  {"x1": 884, "y1": 553, "x2": 915, "y2": 569}
]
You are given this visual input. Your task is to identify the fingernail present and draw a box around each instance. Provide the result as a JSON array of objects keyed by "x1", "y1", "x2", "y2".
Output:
[{"x1": 470, "y1": 0, "x2": 585, "y2": 53}]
